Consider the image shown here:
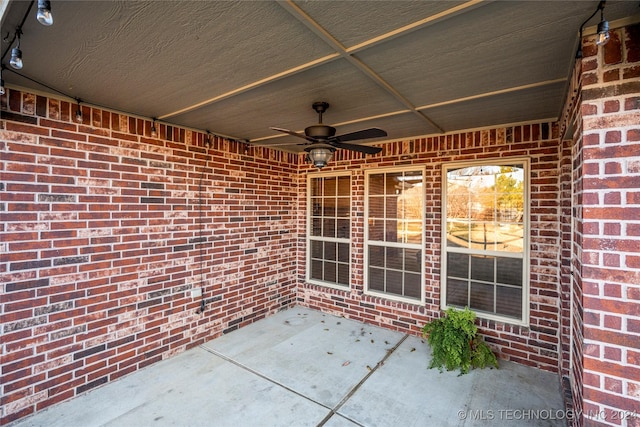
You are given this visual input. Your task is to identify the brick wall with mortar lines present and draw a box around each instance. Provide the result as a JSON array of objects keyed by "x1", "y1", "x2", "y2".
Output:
[
  {"x1": 559, "y1": 55, "x2": 586, "y2": 419},
  {"x1": 578, "y1": 24, "x2": 640, "y2": 426},
  {"x1": 0, "y1": 90, "x2": 299, "y2": 424},
  {"x1": 296, "y1": 125, "x2": 565, "y2": 373}
]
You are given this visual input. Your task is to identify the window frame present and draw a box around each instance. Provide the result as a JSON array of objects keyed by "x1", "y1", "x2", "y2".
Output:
[
  {"x1": 441, "y1": 157, "x2": 530, "y2": 326},
  {"x1": 306, "y1": 170, "x2": 352, "y2": 290},
  {"x1": 364, "y1": 165, "x2": 426, "y2": 304}
]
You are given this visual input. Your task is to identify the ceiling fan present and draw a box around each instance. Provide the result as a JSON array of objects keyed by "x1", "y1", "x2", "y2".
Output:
[{"x1": 270, "y1": 102, "x2": 387, "y2": 168}]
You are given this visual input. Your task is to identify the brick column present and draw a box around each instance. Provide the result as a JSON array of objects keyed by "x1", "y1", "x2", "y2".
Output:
[{"x1": 579, "y1": 23, "x2": 640, "y2": 426}]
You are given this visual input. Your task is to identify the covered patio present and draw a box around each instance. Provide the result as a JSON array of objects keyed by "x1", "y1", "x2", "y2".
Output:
[
  {"x1": 10, "y1": 307, "x2": 566, "y2": 427},
  {"x1": 2, "y1": 2, "x2": 639, "y2": 426}
]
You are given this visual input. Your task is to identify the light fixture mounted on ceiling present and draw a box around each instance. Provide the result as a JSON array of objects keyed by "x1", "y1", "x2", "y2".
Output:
[
  {"x1": 9, "y1": 32, "x2": 23, "y2": 70},
  {"x1": 576, "y1": 0, "x2": 610, "y2": 58},
  {"x1": 270, "y1": 102, "x2": 385, "y2": 169},
  {"x1": 36, "y1": 0, "x2": 54, "y2": 26},
  {"x1": 305, "y1": 144, "x2": 335, "y2": 169}
]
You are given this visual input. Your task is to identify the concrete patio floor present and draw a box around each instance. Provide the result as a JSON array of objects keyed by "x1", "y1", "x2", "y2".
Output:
[{"x1": 11, "y1": 307, "x2": 568, "y2": 427}]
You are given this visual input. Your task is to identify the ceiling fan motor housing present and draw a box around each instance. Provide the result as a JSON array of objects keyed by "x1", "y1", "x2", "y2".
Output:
[{"x1": 305, "y1": 124, "x2": 336, "y2": 139}]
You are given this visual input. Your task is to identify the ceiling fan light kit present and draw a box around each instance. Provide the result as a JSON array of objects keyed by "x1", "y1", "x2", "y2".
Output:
[
  {"x1": 305, "y1": 145, "x2": 335, "y2": 169},
  {"x1": 271, "y1": 102, "x2": 386, "y2": 169}
]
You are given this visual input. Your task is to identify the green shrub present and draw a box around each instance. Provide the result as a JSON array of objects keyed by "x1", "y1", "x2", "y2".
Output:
[{"x1": 421, "y1": 307, "x2": 498, "y2": 374}]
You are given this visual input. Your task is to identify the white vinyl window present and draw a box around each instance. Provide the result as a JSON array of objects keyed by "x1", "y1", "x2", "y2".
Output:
[
  {"x1": 307, "y1": 172, "x2": 351, "y2": 288},
  {"x1": 365, "y1": 167, "x2": 425, "y2": 303},
  {"x1": 442, "y1": 159, "x2": 529, "y2": 324}
]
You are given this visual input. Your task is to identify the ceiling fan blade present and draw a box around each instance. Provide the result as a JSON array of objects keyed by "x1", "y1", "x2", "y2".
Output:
[
  {"x1": 270, "y1": 127, "x2": 315, "y2": 142},
  {"x1": 332, "y1": 142, "x2": 382, "y2": 155},
  {"x1": 333, "y1": 128, "x2": 387, "y2": 143}
]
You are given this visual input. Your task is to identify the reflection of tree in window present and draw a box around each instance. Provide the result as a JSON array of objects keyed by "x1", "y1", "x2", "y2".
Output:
[
  {"x1": 446, "y1": 165, "x2": 523, "y2": 252},
  {"x1": 444, "y1": 162, "x2": 527, "y2": 321}
]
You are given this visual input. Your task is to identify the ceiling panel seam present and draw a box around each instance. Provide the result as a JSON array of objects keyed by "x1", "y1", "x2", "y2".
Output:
[
  {"x1": 278, "y1": 0, "x2": 445, "y2": 134},
  {"x1": 158, "y1": 0, "x2": 492, "y2": 131},
  {"x1": 346, "y1": 0, "x2": 487, "y2": 54},
  {"x1": 417, "y1": 78, "x2": 568, "y2": 111},
  {"x1": 158, "y1": 53, "x2": 341, "y2": 120}
]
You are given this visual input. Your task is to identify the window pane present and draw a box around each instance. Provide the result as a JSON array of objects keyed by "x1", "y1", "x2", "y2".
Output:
[
  {"x1": 369, "y1": 267, "x2": 384, "y2": 291},
  {"x1": 497, "y1": 223, "x2": 523, "y2": 252},
  {"x1": 386, "y1": 270, "x2": 403, "y2": 295},
  {"x1": 388, "y1": 172, "x2": 403, "y2": 195},
  {"x1": 311, "y1": 260, "x2": 323, "y2": 280},
  {"x1": 404, "y1": 273, "x2": 421, "y2": 299},
  {"x1": 447, "y1": 278, "x2": 468, "y2": 307},
  {"x1": 447, "y1": 252, "x2": 469, "y2": 278},
  {"x1": 370, "y1": 246, "x2": 385, "y2": 267},
  {"x1": 471, "y1": 255, "x2": 494, "y2": 282},
  {"x1": 311, "y1": 198, "x2": 322, "y2": 215},
  {"x1": 323, "y1": 218, "x2": 336, "y2": 238},
  {"x1": 337, "y1": 219, "x2": 349, "y2": 238},
  {"x1": 324, "y1": 199, "x2": 336, "y2": 217},
  {"x1": 386, "y1": 247, "x2": 402, "y2": 270},
  {"x1": 496, "y1": 257, "x2": 523, "y2": 286},
  {"x1": 446, "y1": 220, "x2": 469, "y2": 249},
  {"x1": 369, "y1": 220, "x2": 384, "y2": 241},
  {"x1": 470, "y1": 222, "x2": 495, "y2": 250},
  {"x1": 337, "y1": 175, "x2": 350, "y2": 196},
  {"x1": 401, "y1": 220, "x2": 422, "y2": 244},
  {"x1": 324, "y1": 177, "x2": 337, "y2": 196},
  {"x1": 369, "y1": 174, "x2": 385, "y2": 196},
  {"x1": 338, "y1": 263, "x2": 349, "y2": 285},
  {"x1": 447, "y1": 189, "x2": 470, "y2": 221},
  {"x1": 337, "y1": 243, "x2": 349, "y2": 263},
  {"x1": 325, "y1": 263, "x2": 336, "y2": 282},
  {"x1": 386, "y1": 220, "x2": 399, "y2": 242},
  {"x1": 310, "y1": 179, "x2": 322, "y2": 197},
  {"x1": 405, "y1": 248, "x2": 421, "y2": 273},
  {"x1": 496, "y1": 286, "x2": 522, "y2": 318},
  {"x1": 312, "y1": 218, "x2": 322, "y2": 236},
  {"x1": 472, "y1": 196, "x2": 494, "y2": 221},
  {"x1": 470, "y1": 282, "x2": 493, "y2": 312},
  {"x1": 369, "y1": 197, "x2": 384, "y2": 218},
  {"x1": 386, "y1": 195, "x2": 399, "y2": 218},
  {"x1": 337, "y1": 197, "x2": 349, "y2": 217},
  {"x1": 325, "y1": 242, "x2": 336, "y2": 261},
  {"x1": 311, "y1": 240, "x2": 323, "y2": 258}
]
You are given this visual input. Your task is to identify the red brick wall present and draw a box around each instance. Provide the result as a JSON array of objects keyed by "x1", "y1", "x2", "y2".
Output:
[
  {"x1": 559, "y1": 55, "x2": 587, "y2": 420},
  {"x1": 297, "y1": 126, "x2": 564, "y2": 373},
  {"x1": 578, "y1": 23, "x2": 640, "y2": 426},
  {"x1": 9, "y1": 25, "x2": 639, "y2": 420},
  {"x1": 0, "y1": 92, "x2": 299, "y2": 424}
]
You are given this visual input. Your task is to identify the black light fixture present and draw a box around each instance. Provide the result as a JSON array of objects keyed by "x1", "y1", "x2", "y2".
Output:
[
  {"x1": 596, "y1": 14, "x2": 610, "y2": 46},
  {"x1": 577, "y1": 0, "x2": 610, "y2": 58},
  {"x1": 9, "y1": 33, "x2": 23, "y2": 70},
  {"x1": 36, "y1": 0, "x2": 53, "y2": 26},
  {"x1": 75, "y1": 99, "x2": 83, "y2": 123},
  {"x1": 206, "y1": 130, "x2": 212, "y2": 148},
  {"x1": 305, "y1": 144, "x2": 334, "y2": 169},
  {"x1": 151, "y1": 118, "x2": 158, "y2": 138},
  {"x1": 0, "y1": 66, "x2": 5, "y2": 96}
]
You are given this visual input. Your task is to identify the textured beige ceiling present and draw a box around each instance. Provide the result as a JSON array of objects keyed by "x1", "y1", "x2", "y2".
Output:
[{"x1": 2, "y1": 1, "x2": 639, "y2": 152}]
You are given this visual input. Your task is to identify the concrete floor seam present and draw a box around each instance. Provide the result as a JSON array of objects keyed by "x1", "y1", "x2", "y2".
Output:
[
  {"x1": 199, "y1": 344, "x2": 336, "y2": 412},
  {"x1": 316, "y1": 334, "x2": 409, "y2": 427}
]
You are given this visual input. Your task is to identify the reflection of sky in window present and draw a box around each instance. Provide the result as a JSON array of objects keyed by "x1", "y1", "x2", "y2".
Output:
[{"x1": 448, "y1": 165, "x2": 523, "y2": 189}]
